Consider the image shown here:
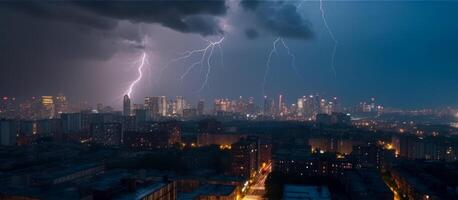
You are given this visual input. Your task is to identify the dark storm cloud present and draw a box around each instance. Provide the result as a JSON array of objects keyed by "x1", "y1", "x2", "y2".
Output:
[
  {"x1": 7, "y1": 0, "x2": 227, "y2": 36},
  {"x1": 77, "y1": 0, "x2": 228, "y2": 36},
  {"x1": 240, "y1": 0, "x2": 313, "y2": 39},
  {"x1": 6, "y1": 2, "x2": 117, "y2": 30},
  {"x1": 245, "y1": 28, "x2": 259, "y2": 39},
  {"x1": 1, "y1": 0, "x2": 229, "y2": 65},
  {"x1": 181, "y1": 15, "x2": 224, "y2": 36}
]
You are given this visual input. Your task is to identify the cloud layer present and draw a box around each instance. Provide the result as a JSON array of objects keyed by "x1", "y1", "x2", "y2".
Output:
[
  {"x1": 240, "y1": 0, "x2": 313, "y2": 39},
  {"x1": 8, "y1": 0, "x2": 228, "y2": 36}
]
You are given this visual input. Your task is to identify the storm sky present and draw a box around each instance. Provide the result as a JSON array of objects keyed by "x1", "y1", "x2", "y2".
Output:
[{"x1": 1, "y1": 0, "x2": 458, "y2": 108}]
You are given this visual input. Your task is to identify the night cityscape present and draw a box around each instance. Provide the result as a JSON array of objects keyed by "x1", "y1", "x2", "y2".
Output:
[{"x1": 1, "y1": 1, "x2": 458, "y2": 200}]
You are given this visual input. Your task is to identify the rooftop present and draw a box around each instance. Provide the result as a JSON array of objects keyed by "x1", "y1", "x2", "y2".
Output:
[{"x1": 283, "y1": 185, "x2": 331, "y2": 200}]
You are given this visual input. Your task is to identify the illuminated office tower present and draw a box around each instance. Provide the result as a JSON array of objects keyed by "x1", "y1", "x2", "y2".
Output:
[
  {"x1": 304, "y1": 95, "x2": 319, "y2": 119},
  {"x1": 320, "y1": 98, "x2": 331, "y2": 114},
  {"x1": 214, "y1": 99, "x2": 228, "y2": 113},
  {"x1": 40, "y1": 96, "x2": 54, "y2": 119},
  {"x1": 297, "y1": 97, "x2": 304, "y2": 117},
  {"x1": 123, "y1": 95, "x2": 131, "y2": 116},
  {"x1": 278, "y1": 94, "x2": 284, "y2": 116}
]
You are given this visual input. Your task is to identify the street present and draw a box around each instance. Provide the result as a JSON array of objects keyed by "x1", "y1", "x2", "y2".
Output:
[{"x1": 242, "y1": 162, "x2": 272, "y2": 200}]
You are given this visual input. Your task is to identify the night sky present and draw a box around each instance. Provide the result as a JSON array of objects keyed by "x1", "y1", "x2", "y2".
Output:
[{"x1": 1, "y1": 0, "x2": 457, "y2": 108}]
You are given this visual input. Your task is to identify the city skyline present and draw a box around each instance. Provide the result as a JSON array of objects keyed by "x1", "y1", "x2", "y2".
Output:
[
  {"x1": 1, "y1": 1, "x2": 458, "y2": 108},
  {"x1": 1, "y1": 92, "x2": 383, "y2": 115}
]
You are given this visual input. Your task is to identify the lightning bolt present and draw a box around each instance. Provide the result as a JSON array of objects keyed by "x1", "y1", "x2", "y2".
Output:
[
  {"x1": 197, "y1": 37, "x2": 224, "y2": 92},
  {"x1": 263, "y1": 37, "x2": 302, "y2": 96},
  {"x1": 279, "y1": 38, "x2": 303, "y2": 81},
  {"x1": 319, "y1": 0, "x2": 338, "y2": 77},
  {"x1": 158, "y1": 37, "x2": 224, "y2": 91},
  {"x1": 263, "y1": 37, "x2": 280, "y2": 96},
  {"x1": 125, "y1": 51, "x2": 147, "y2": 98}
]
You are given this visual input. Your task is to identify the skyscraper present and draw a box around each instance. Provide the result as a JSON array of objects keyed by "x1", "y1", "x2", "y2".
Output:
[
  {"x1": 197, "y1": 100, "x2": 205, "y2": 116},
  {"x1": 158, "y1": 96, "x2": 167, "y2": 117},
  {"x1": 247, "y1": 97, "x2": 255, "y2": 115},
  {"x1": 235, "y1": 96, "x2": 245, "y2": 114},
  {"x1": 263, "y1": 96, "x2": 270, "y2": 115},
  {"x1": 297, "y1": 97, "x2": 304, "y2": 117},
  {"x1": 54, "y1": 93, "x2": 69, "y2": 116},
  {"x1": 331, "y1": 97, "x2": 340, "y2": 113},
  {"x1": 175, "y1": 96, "x2": 185, "y2": 116},
  {"x1": 123, "y1": 95, "x2": 131, "y2": 116},
  {"x1": 19, "y1": 99, "x2": 32, "y2": 120},
  {"x1": 40, "y1": 96, "x2": 54, "y2": 119},
  {"x1": 0, "y1": 97, "x2": 18, "y2": 119},
  {"x1": 144, "y1": 97, "x2": 159, "y2": 119}
]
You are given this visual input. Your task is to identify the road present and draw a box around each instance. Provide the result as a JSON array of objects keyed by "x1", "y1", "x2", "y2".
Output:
[{"x1": 242, "y1": 162, "x2": 272, "y2": 200}]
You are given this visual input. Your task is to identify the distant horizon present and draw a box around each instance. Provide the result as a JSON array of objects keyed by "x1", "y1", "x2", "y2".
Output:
[{"x1": 3, "y1": 93, "x2": 458, "y2": 111}]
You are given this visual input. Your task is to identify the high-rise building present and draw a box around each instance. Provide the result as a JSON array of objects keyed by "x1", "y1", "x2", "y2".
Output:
[
  {"x1": 19, "y1": 99, "x2": 32, "y2": 120},
  {"x1": 370, "y1": 97, "x2": 376, "y2": 111},
  {"x1": 229, "y1": 138, "x2": 258, "y2": 177},
  {"x1": 144, "y1": 97, "x2": 159, "y2": 119},
  {"x1": 54, "y1": 93, "x2": 69, "y2": 116},
  {"x1": 247, "y1": 97, "x2": 255, "y2": 115},
  {"x1": 40, "y1": 96, "x2": 54, "y2": 119},
  {"x1": 297, "y1": 97, "x2": 304, "y2": 117},
  {"x1": 278, "y1": 94, "x2": 285, "y2": 116},
  {"x1": 123, "y1": 95, "x2": 131, "y2": 116},
  {"x1": 0, "y1": 97, "x2": 18, "y2": 119},
  {"x1": 214, "y1": 99, "x2": 231, "y2": 113},
  {"x1": 158, "y1": 96, "x2": 167, "y2": 117},
  {"x1": 197, "y1": 100, "x2": 205, "y2": 116},
  {"x1": 263, "y1": 96, "x2": 270, "y2": 115},
  {"x1": 175, "y1": 96, "x2": 185, "y2": 116},
  {"x1": 331, "y1": 97, "x2": 340, "y2": 113},
  {"x1": 235, "y1": 96, "x2": 245, "y2": 114},
  {"x1": 167, "y1": 99, "x2": 174, "y2": 116}
]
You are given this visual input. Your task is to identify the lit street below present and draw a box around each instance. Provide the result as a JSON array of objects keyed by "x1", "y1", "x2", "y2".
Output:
[{"x1": 242, "y1": 162, "x2": 272, "y2": 200}]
